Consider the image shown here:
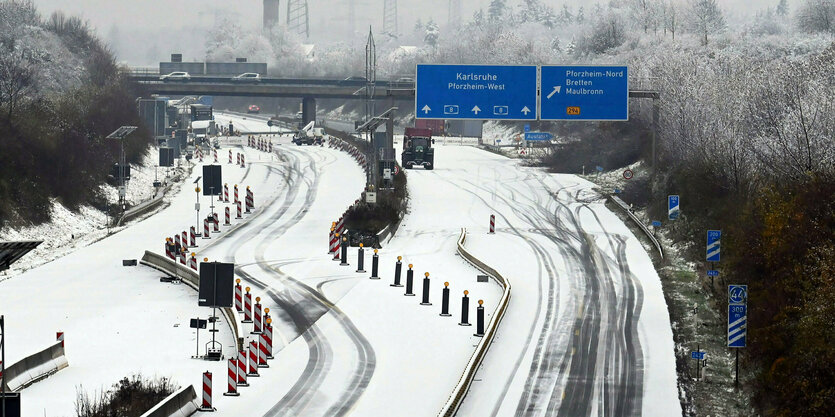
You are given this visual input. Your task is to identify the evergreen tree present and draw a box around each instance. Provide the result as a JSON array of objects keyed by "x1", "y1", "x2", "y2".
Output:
[
  {"x1": 776, "y1": 0, "x2": 789, "y2": 16},
  {"x1": 488, "y1": 0, "x2": 507, "y2": 22}
]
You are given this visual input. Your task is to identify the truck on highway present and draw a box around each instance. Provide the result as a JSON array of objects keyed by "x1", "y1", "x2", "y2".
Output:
[
  {"x1": 292, "y1": 121, "x2": 325, "y2": 145},
  {"x1": 402, "y1": 127, "x2": 434, "y2": 170}
]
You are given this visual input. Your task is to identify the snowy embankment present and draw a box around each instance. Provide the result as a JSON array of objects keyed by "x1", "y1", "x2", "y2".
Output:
[{"x1": 0, "y1": 149, "x2": 161, "y2": 279}]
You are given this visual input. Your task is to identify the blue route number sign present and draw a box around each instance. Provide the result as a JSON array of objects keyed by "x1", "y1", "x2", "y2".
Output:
[
  {"x1": 728, "y1": 285, "x2": 748, "y2": 348},
  {"x1": 706, "y1": 230, "x2": 721, "y2": 262},
  {"x1": 668, "y1": 195, "x2": 680, "y2": 220}
]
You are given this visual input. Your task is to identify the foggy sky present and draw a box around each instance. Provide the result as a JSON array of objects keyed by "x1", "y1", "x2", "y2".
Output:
[{"x1": 30, "y1": 0, "x2": 782, "y2": 65}]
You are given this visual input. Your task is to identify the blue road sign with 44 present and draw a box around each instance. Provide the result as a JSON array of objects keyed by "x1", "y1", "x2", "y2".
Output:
[
  {"x1": 415, "y1": 64, "x2": 537, "y2": 120},
  {"x1": 706, "y1": 230, "x2": 721, "y2": 262},
  {"x1": 668, "y1": 195, "x2": 680, "y2": 220},
  {"x1": 540, "y1": 65, "x2": 629, "y2": 121},
  {"x1": 728, "y1": 285, "x2": 747, "y2": 348}
]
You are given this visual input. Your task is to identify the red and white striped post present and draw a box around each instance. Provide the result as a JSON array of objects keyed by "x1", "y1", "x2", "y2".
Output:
[
  {"x1": 258, "y1": 332, "x2": 269, "y2": 368},
  {"x1": 164, "y1": 238, "x2": 172, "y2": 259},
  {"x1": 228, "y1": 149, "x2": 233, "y2": 164},
  {"x1": 234, "y1": 279, "x2": 243, "y2": 312},
  {"x1": 264, "y1": 318, "x2": 274, "y2": 359},
  {"x1": 223, "y1": 358, "x2": 239, "y2": 396},
  {"x1": 245, "y1": 187, "x2": 253, "y2": 213},
  {"x1": 247, "y1": 341, "x2": 259, "y2": 377},
  {"x1": 213, "y1": 149, "x2": 218, "y2": 163},
  {"x1": 237, "y1": 349, "x2": 249, "y2": 387},
  {"x1": 225, "y1": 207, "x2": 231, "y2": 225},
  {"x1": 174, "y1": 234, "x2": 181, "y2": 251},
  {"x1": 223, "y1": 183, "x2": 229, "y2": 202},
  {"x1": 203, "y1": 218, "x2": 211, "y2": 239},
  {"x1": 212, "y1": 213, "x2": 220, "y2": 233},
  {"x1": 237, "y1": 153, "x2": 241, "y2": 166},
  {"x1": 333, "y1": 233, "x2": 341, "y2": 261},
  {"x1": 190, "y1": 253, "x2": 197, "y2": 271},
  {"x1": 243, "y1": 287, "x2": 253, "y2": 323},
  {"x1": 329, "y1": 227, "x2": 337, "y2": 254},
  {"x1": 234, "y1": 184, "x2": 239, "y2": 203},
  {"x1": 269, "y1": 141, "x2": 273, "y2": 153},
  {"x1": 190, "y1": 226, "x2": 198, "y2": 247},
  {"x1": 236, "y1": 201, "x2": 243, "y2": 219},
  {"x1": 336, "y1": 217, "x2": 344, "y2": 235},
  {"x1": 179, "y1": 248, "x2": 187, "y2": 265},
  {"x1": 252, "y1": 297, "x2": 263, "y2": 335},
  {"x1": 489, "y1": 214, "x2": 495, "y2": 234},
  {"x1": 200, "y1": 371, "x2": 213, "y2": 411},
  {"x1": 56, "y1": 331, "x2": 64, "y2": 347},
  {"x1": 240, "y1": 154, "x2": 245, "y2": 168},
  {"x1": 181, "y1": 231, "x2": 188, "y2": 249}
]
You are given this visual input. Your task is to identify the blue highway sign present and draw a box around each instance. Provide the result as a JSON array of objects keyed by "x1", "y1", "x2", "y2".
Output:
[
  {"x1": 416, "y1": 64, "x2": 537, "y2": 120},
  {"x1": 707, "y1": 270, "x2": 719, "y2": 277},
  {"x1": 728, "y1": 285, "x2": 747, "y2": 348},
  {"x1": 524, "y1": 124, "x2": 530, "y2": 132},
  {"x1": 525, "y1": 132, "x2": 554, "y2": 141},
  {"x1": 540, "y1": 65, "x2": 629, "y2": 121},
  {"x1": 596, "y1": 166, "x2": 604, "y2": 172},
  {"x1": 652, "y1": 221, "x2": 662, "y2": 227},
  {"x1": 668, "y1": 195, "x2": 680, "y2": 220},
  {"x1": 690, "y1": 351, "x2": 706, "y2": 360},
  {"x1": 706, "y1": 230, "x2": 721, "y2": 262}
]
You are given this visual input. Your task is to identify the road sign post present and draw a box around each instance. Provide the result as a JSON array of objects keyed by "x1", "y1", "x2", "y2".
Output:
[
  {"x1": 668, "y1": 195, "x2": 680, "y2": 220},
  {"x1": 540, "y1": 65, "x2": 629, "y2": 121},
  {"x1": 728, "y1": 285, "x2": 747, "y2": 388},
  {"x1": 416, "y1": 64, "x2": 537, "y2": 120}
]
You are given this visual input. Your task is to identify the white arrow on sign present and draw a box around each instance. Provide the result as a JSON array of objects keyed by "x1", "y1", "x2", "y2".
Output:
[
  {"x1": 521, "y1": 106, "x2": 531, "y2": 115},
  {"x1": 546, "y1": 86, "x2": 561, "y2": 99},
  {"x1": 472, "y1": 105, "x2": 481, "y2": 115},
  {"x1": 421, "y1": 105, "x2": 431, "y2": 114}
]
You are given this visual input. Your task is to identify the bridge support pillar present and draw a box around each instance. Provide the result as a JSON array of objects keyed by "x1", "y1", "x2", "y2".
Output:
[{"x1": 302, "y1": 97, "x2": 316, "y2": 126}]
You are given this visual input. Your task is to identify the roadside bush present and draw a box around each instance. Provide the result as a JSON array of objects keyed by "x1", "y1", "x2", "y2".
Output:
[{"x1": 75, "y1": 374, "x2": 178, "y2": 417}]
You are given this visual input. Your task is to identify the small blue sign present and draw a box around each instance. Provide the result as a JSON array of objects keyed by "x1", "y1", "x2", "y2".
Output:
[
  {"x1": 540, "y1": 65, "x2": 629, "y2": 121},
  {"x1": 614, "y1": 188, "x2": 621, "y2": 194},
  {"x1": 596, "y1": 166, "x2": 604, "y2": 172},
  {"x1": 524, "y1": 132, "x2": 553, "y2": 141},
  {"x1": 690, "y1": 351, "x2": 706, "y2": 360},
  {"x1": 524, "y1": 124, "x2": 530, "y2": 132},
  {"x1": 706, "y1": 230, "x2": 721, "y2": 262},
  {"x1": 652, "y1": 221, "x2": 662, "y2": 227},
  {"x1": 416, "y1": 64, "x2": 537, "y2": 120},
  {"x1": 668, "y1": 195, "x2": 680, "y2": 220},
  {"x1": 707, "y1": 270, "x2": 719, "y2": 277}
]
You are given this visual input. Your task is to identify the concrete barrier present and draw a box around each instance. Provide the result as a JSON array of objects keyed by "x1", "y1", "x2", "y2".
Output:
[
  {"x1": 609, "y1": 195, "x2": 664, "y2": 259},
  {"x1": 139, "y1": 385, "x2": 198, "y2": 417},
  {"x1": 2, "y1": 341, "x2": 68, "y2": 392},
  {"x1": 140, "y1": 250, "x2": 242, "y2": 351},
  {"x1": 437, "y1": 228, "x2": 512, "y2": 417}
]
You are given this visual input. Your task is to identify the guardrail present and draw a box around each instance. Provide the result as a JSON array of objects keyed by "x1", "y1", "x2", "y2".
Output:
[
  {"x1": 1, "y1": 341, "x2": 68, "y2": 392},
  {"x1": 437, "y1": 228, "x2": 512, "y2": 417},
  {"x1": 140, "y1": 250, "x2": 243, "y2": 351},
  {"x1": 609, "y1": 195, "x2": 664, "y2": 259},
  {"x1": 139, "y1": 385, "x2": 198, "y2": 417}
]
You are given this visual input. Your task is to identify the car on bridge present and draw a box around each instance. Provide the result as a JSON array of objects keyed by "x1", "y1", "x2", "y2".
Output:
[
  {"x1": 248, "y1": 105, "x2": 260, "y2": 114},
  {"x1": 231, "y1": 72, "x2": 261, "y2": 83},
  {"x1": 159, "y1": 71, "x2": 191, "y2": 82}
]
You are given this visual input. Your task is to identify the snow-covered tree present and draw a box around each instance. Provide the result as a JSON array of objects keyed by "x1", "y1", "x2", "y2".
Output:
[
  {"x1": 424, "y1": 19, "x2": 440, "y2": 48},
  {"x1": 577, "y1": 6, "x2": 586, "y2": 23},
  {"x1": 688, "y1": 0, "x2": 725, "y2": 45},
  {"x1": 630, "y1": 0, "x2": 661, "y2": 33},
  {"x1": 796, "y1": 0, "x2": 835, "y2": 33},
  {"x1": 488, "y1": 0, "x2": 507, "y2": 23},
  {"x1": 777, "y1": 0, "x2": 790, "y2": 16},
  {"x1": 472, "y1": 9, "x2": 485, "y2": 26}
]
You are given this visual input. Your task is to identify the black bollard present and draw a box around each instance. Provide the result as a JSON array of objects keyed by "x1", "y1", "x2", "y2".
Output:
[
  {"x1": 459, "y1": 291, "x2": 471, "y2": 326},
  {"x1": 440, "y1": 282, "x2": 451, "y2": 316},
  {"x1": 420, "y1": 272, "x2": 432, "y2": 305},
  {"x1": 405, "y1": 264, "x2": 415, "y2": 296},
  {"x1": 370, "y1": 249, "x2": 380, "y2": 279},
  {"x1": 475, "y1": 300, "x2": 485, "y2": 336},
  {"x1": 356, "y1": 244, "x2": 366, "y2": 273},
  {"x1": 390, "y1": 257, "x2": 403, "y2": 287},
  {"x1": 340, "y1": 236, "x2": 349, "y2": 266}
]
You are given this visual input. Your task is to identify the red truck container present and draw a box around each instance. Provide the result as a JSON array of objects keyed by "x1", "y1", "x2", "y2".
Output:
[{"x1": 415, "y1": 119, "x2": 444, "y2": 136}]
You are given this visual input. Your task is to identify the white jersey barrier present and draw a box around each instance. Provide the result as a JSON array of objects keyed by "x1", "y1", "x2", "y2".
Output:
[
  {"x1": 138, "y1": 385, "x2": 199, "y2": 417},
  {"x1": 436, "y1": 228, "x2": 511, "y2": 417},
  {"x1": 1, "y1": 341, "x2": 68, "y2": 392}
]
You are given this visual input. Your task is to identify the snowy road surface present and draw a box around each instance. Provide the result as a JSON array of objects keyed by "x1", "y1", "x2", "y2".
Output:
[{"x1": 0, "y1": 112, "x2": 678, "y2": 416}]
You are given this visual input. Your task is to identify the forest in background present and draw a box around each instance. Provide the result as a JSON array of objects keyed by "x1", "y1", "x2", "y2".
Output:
[{"x1": 0, "y1": 0, "x2": 152, "y2": 226}]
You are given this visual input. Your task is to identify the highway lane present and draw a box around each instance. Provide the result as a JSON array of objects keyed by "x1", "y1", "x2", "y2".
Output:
[{"x1": 199, "y1": 127, "x2": 374, "y2": 416}]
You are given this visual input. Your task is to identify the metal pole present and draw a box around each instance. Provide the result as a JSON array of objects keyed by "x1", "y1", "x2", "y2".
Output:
[
  {"x1": 696, "y1": 343, "x2": 700, "y2": 381},
  {"x1": 1, "y1": 314, "x2": 6, "y2": 417},
  {"x1": 735, "y1": 349, "x2": 739, "y2": 388}
]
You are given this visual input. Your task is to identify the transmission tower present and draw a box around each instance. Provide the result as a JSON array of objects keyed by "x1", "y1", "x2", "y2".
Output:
[
  {"x1": 383, "y1": 0, "x2": 397, "y2": 37},
  {"x1": 287, "y1": 0, "x2": 310, "y2": 39},
  {"x1": 448, "y1": 0, "x2": 462, "y2": 29}
]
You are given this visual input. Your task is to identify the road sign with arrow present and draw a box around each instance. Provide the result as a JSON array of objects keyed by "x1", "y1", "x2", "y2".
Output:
[{"x1": 540, "y1": 65, "x2": 629, "y2": 121}]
